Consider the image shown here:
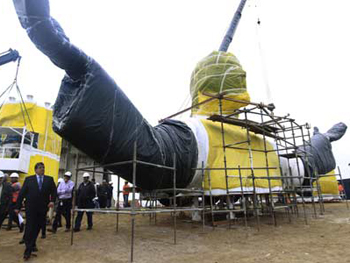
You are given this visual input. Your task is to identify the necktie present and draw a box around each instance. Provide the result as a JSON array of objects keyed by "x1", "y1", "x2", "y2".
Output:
[{"x1": 39, "y1": 176, "x2": 43, "y2": 191}]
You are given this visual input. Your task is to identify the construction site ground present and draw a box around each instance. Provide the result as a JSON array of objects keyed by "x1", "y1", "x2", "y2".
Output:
[{"x1": 1, "y1": 202, "x2": 350, "y2": 263}]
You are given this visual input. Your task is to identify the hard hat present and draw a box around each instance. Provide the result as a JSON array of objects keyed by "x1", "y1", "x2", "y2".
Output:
[
  {"x1": 58, "y1": 178, "x2": 64, "y2": 183},
  {"x1": 82, "y1": 172, "x2": 90, "y2": 178},
  {"x1": 10, "y1": 173, "x2": 19, "y2": 178},
  {"x1": 109, "y1": 181, "x2": 113, "y2": 185},
  {"x1": 0, "y1": 171, "x2": 4, "y2": 178},
  {"x1": 64, "y1": 171, "x2": 72, "y2": 177}
]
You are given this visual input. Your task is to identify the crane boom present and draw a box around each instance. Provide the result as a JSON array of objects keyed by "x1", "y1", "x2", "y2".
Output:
[{"x1": 0, "y1": 49, "x2": 20, "y2": 66}]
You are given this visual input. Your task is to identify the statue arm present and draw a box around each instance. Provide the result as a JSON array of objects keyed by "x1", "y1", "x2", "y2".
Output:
[{"x1": 13, "y1": 0, "x2": 89, "y2": 80}]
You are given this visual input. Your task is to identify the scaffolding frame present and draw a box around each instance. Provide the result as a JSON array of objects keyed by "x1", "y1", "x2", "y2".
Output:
[{"x1": 69, "y1": 92, "x2": 345, "y2": 262}]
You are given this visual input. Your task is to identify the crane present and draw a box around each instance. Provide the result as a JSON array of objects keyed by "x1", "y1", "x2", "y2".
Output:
[{"x1": 0, "y1": 49, "x2": 20, "y2": 66}]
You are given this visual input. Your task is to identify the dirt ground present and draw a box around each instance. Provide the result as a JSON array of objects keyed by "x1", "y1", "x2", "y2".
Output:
[{"x1": 1, "y1": 202, "x2": 350, "y2": 263}]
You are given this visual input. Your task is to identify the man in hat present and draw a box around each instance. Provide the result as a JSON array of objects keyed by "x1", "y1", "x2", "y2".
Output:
[
  {"x1": 7, "y1": 172, "x2": 24, "y2": 232},
  {"x1": 15, "y1": 162, "x2": 57, "y2": 260},
  {"x1": 98, "y1": 179, "x2": 109, "y2": 208},
  {"x1": 0, "y1": 170, "x2": 13, "y2": 229},
  {"x1": 107, "y1": 181, "x2": 113, "y2": 208},
  {"x1": 73, "y1": 172, "x2": 95, "y2": 232},
  {"x1": 49, "y1": 171, "x2": 75, "y2": 233}
]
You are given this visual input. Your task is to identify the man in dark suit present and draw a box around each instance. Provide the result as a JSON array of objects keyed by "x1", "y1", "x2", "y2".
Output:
[
  {"x1": 0, "y1": 171, "x2": 13, "y2": 229},
  {"x1": 15, "y1": 162, "x2": 57, "y2": 260}
]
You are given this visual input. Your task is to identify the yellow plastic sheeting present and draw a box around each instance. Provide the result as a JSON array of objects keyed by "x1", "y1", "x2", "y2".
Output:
[
  {"x1": 190, "y1": 51, "x2": 250, "y2": 116},
  {"x1": 201, "y1": 120, "x2": 282, "y2": 191},
  {"x1": 313, "y1": 171, "x2": 339, "y2": 195},
  {"x1": 0, "y1": 102, "x2": 61, "y2": 156},
  {"x1": 17, "y1": 155, "x2": 60, "y2": 184},
  {"x1": 0, "y1": 102, "x2": 61, "y2": 182}
]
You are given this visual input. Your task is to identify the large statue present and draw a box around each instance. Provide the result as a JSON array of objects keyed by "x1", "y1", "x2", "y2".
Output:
[{"x1": 12, "y1": 0, "x2": 346, "y2": 195}]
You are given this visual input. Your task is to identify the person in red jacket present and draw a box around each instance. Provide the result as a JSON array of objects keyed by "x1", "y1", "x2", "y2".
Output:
[
  {"x1": 123, "y1": 181, "x2": 130, "y2": 208},
  {"x1": 7, "y1": 173, "x2": 24, "y2": 232}
]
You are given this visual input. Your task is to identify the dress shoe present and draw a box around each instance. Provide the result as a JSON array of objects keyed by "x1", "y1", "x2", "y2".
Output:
[
  {"x1": 23, "y1": 254, "x2": 31, "y2": 261},
  {"x1": 19, "y1": 239, "x2": 25, "y2": 244}
]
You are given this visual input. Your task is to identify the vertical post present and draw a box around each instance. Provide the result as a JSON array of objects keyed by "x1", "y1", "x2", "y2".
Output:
[
  {"x1": 71, "y1": 167, "x2": 79, "y2": 246},
  {"x1": 116, "y1": 175, "x2": 120, "y2": 232},
  {"x1": 130, "y1": 141, "x2": 137, "y2": 263},
  {"x1": 303, "y1": 126, "x2": 318, "y2": 218},
  {"x1": 173, "y1": 153, "x2": 177, "y2": 245},
  {"x1": 218, "y1": 97, "x2": 232, "y2": 228},
  {"x1": 201, "y1": 162, "x2": 206, "y2": 231},
  {"x1": 259, "y1": 107, "x2": 276, "y2": 226},
  {"x1": 291, "y1": 122, "x2": 307, "y2": 224},
  {"x1": 337, "y1": 166, "x2": 349, "y2": 209},
  {"x1": 238, "y1": 165, "x2": 248, "y2": 229},
  {"x1": 243, "y1": 109, "x2": 260, "y2": 230},
  {"x1": 208, "y1": 169, "x2": 215, "y2": 229}
]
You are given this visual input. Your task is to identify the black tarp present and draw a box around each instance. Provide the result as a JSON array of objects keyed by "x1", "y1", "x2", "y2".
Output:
[{"x1": 298, "y1": 123, "x2": 347, "y2": 177}]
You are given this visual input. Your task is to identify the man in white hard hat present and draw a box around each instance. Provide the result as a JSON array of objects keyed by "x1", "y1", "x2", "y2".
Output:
[
  {"x1": 73, "y1": 172, "x2": 96, "y2": 232},
  {"x1": 49, "y1": 171, "x2": 75, "y2": 233},
  {"x1": 0, "y1": 171, "x2": 13, "y2": 229},
  {"x1": 7, "y1": 173, "x2": 24, "y2": 232}
]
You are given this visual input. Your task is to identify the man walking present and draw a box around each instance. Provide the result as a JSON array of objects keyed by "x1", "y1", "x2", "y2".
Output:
[
  {"x1": 0, "y1": 171, "x2": 13, "y2": 229},
  {"x1": 49, "y1": 171, "x2": 75, "y2": 233},
  {"x1": 15, "y1": 162, "x2": 57, "y2": 260},
  {"x1": 73, "y1": 172, "x2": 95, "y2": 232}
]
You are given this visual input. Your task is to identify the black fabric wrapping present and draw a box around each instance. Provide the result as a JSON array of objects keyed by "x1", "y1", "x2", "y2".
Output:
[
  {"x1": 13, "y1": 0, "x2": 198, "y2": 190},
  {"x1": 297, "y1": 123, "x2": 347, "y2": 177}
]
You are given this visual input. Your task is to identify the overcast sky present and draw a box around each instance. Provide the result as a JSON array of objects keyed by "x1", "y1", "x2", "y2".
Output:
[{"x1": 1, "y1": 0, "x2": 349, "y2": 177}]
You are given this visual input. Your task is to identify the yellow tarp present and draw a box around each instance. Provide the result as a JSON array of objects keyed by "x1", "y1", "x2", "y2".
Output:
[
  {"x1": 202, "y1": 119, "x2": 282, "y2": 191},
  {"x1": 313, "y1": 170, "x2": 339, "y2": 195},
  {"x1": 0, "y1": 102, "x2": 61, "y2": 182}
]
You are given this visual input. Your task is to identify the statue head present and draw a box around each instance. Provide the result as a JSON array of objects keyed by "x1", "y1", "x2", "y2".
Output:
[{"x1": 190, "y1": 51, "x2": 250, "y2": 116}]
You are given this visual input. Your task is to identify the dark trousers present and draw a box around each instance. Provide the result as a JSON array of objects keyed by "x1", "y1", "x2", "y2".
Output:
[
  {"x1": 0, "y1": 210, "x2": 9, "y2": 228},
  {"x1": 74, "y1": 211, "x2": 93, "y2": 230},
  {"x1": 53, "y1": 199, "x2": 72, "y2": 230},
  {"x1": 107, "y1": 198, "x2": 112, "y2": 208},
  {"x1": 24, "y1": 209, "x2": 46, "y2": 256},
  {"x1": 123, "y1": 194, "x2": 129, "y2": 207},
  {"x1": 8, "y1": 202, "x2": 20, "y2": 229},
  {"x1": 99, "y1": 196, "x2": 107, "y2": 208}
]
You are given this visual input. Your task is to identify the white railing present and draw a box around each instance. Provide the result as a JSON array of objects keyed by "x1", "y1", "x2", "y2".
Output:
[{"x1": 0, "y1": 146, "x2": 21, "y2": 158}]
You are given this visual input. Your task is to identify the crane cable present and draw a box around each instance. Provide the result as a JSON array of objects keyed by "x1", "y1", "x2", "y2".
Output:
[
  {"x1": 254, "y1": 0, "x2": 273, "y2": 103},
  {"x1": 0, "y1": 56, "x2": 35, "y2": 133}
]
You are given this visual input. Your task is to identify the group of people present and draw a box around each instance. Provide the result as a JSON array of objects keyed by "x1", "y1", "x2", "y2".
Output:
[
  {"x1": 0, "y1": 162, "x2": 116, "y2": 261},
  {"x1": 91, "y1": 178, "x2": 114, "y2": 209}
]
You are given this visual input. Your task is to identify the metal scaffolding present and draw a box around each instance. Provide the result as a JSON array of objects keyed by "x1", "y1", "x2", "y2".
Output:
[{"x1": 70, "y1": 92, "x2": 345, "y2": 262}]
